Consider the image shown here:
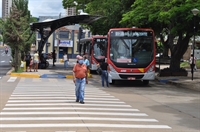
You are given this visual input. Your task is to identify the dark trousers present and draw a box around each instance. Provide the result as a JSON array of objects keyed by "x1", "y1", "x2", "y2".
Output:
[
  {"x1": 101, "y1": 70, "x2": 109, "y2": 87},
  {"x1": 190, "y1": 64, "x2": 195, "y2": 73}
]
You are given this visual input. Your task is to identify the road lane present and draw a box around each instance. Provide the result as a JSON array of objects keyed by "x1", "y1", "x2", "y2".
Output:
[{"x1": 0, "y1": 78, "x2": 171, "y2": 131}]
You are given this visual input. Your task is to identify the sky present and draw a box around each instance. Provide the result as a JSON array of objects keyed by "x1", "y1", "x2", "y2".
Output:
[{"x1": 0, "y1": 0, "x2": 66, "y2": 18}]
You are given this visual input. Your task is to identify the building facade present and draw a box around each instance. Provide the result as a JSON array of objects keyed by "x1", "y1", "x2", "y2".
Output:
[
  {"x1": 66, "y1": 7, "x2": 76, "y2": 16},
  {"x1": 2, "y1": 0, "x2": 12, "y2": 19},
  {"x1": 35, "y1": 16, "x2": 92, "y2": 60}
]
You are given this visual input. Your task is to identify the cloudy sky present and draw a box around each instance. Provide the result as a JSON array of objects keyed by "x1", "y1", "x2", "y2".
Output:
[{"x1": 0, "y1": 0, "x2": 66, "y2": 17}]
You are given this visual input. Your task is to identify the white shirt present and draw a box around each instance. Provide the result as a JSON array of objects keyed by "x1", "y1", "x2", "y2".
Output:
[{"x1": 63, "y1": 54, "x2": 68, "y2": 61}]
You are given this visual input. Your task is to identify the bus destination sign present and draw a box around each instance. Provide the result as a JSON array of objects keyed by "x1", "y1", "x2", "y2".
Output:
[{"x1": 111, "y1": 30, "x2": 153, "y2": 37}]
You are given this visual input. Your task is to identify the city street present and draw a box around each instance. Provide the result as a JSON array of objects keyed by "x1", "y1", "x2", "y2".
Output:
[
  {"x1": 0, "y1": 47, "x2": 12, "y2": 79},
  {"x1": 0, "y1": 74, "x2": 199, "y2": 132}
]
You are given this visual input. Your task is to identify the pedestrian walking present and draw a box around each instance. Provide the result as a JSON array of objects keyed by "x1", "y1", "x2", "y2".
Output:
[
  {"x1": 98, "y1": 58, "x2": 110, "y2": 87},
  {"x1": 24, "y1": 51, "x2": 31, "y2": 72},
  {"x1": 73, "y1": 56, "x2": 88, "y2": 104},
  {"x1": 63, "y1": 52, "x2": 68, "y2": 69},
  {"x1": 5, "y1": 46, "x2": 8, "y2": 54},
  {"x1": 33, "y1": 51, "x2": 39, "y2": 72},
  {"x1": 190, "y1": 54, "x2": 197, "y2": 72}
]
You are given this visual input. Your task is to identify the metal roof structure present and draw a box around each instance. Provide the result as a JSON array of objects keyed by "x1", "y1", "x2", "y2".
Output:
[{"x1": 30, "y1": 15, "x2": 103, "y2": 55}]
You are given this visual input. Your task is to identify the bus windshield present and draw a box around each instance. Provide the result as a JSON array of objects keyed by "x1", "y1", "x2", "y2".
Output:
[
  {"x1": 109, "y1": 37, "x2": 154, "y2": 64},
  {"x1": 93, "y1": 38, "x2": 107, "y2": 60}
]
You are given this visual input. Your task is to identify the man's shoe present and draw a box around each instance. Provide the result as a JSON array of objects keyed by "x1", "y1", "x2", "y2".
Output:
[
  {"x1": 76, "y1": 99, "x2": 79, "y2": 102},
  {"x1": 80, "y1": 101, "x2": 84, "y2": 104}
]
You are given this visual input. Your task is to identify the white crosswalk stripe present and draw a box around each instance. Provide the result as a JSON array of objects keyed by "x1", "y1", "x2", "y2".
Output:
[
  {"x1": 7, "y1": 77, "x2": 17, "y2": 82},
  {"x1": 0, "y1": 78, "x2": 171, "y2": 131}
]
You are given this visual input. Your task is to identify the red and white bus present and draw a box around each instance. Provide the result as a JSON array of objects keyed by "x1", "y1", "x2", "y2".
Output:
[
  {"x1": 107, "y1": 28, "x2": 156, "y2": 85},
  {"x1": 79, "y1": 36, "x2": 107, "y2": 71}
]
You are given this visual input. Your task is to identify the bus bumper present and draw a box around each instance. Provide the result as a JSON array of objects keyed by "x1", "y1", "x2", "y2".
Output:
[{"x1": 110, "y1": 71, "x2": 155, "y2": 81}]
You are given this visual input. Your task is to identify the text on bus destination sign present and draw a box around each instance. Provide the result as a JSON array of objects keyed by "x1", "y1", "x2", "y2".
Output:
[
  {"x1": 95, "y1": 38, "x2": 106, "y2": 42},
  {"x1": 112, "y1": 31, "x2": 152, "y2": 37}
]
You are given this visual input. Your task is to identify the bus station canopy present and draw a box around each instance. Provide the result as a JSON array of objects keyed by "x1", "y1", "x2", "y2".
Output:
[
  {"x1": 30, "y1": 15, "x2": 102, "y2": 31},
  {"x1": 29, "y1": 15, "x2": 103, "y2": 55}
]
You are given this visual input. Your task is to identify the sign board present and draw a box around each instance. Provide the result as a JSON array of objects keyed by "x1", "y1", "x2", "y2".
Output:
[{"x1": 59, "y1": 40, "x2": 73, "y2": 47}]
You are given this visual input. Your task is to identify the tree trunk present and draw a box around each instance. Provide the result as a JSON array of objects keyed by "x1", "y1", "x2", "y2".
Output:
[
  {"x1": 170, "y1": 56, "x2": 181, "y2": 70},
  {"x1": 14, "y1": 47, "x2": 21, "y2": 72},
  {"x1": 163, "y1": 45, "x2": 169, "y2": 58},
  {"x1": 169, "y1": 33, "x2": 191, "y2": 71}
]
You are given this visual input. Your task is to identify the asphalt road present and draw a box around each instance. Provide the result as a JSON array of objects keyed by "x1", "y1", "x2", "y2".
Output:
[
  {"x1": 0, "y1": 47, "x2": 12, "y2": 78},
  {"x1": 0, "y1": 74, "x2": 199, "y2": 132}
]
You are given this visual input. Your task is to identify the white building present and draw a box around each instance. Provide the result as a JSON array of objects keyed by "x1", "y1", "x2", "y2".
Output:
[{"x1": 2, "y1": 0, "x2": 12, "y2": 19}]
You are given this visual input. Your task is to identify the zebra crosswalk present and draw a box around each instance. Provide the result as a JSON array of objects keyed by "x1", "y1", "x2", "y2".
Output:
[{"x1": 0, "y1": 78, "x2": 171, "y2": 131}]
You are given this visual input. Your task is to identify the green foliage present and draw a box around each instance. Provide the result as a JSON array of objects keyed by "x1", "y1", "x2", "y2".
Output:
[
  {"x1": 62, "y1": 0, "x2": 135, "y2": 34},
  {"x1": 156, "y1": 41, "x2": 164, "y2": 53},
  {"x1": 62, "y1": 0, "x2": 200, "y2": 72},
  {"x1": 120, "y1": 0, "x2": 200, "y2": 71},
  {"x1": 0, "y1": 34, "x2": 3, "y2": 42},
  {"x1": 0, "y1": 0, "x2": 36, "y2": 72},
  {"x1": 180, "y1": 61, "x2": 190, "y2": 68},
  {"x1": 196, "y1": 60, "x2": 200, "y2": 68},
  {"x1": 11, "y1": 68, "x2": 24, "y2": 73},
  {"x1": 180, "y1": 60, "x2": 200, "y2": 68}
]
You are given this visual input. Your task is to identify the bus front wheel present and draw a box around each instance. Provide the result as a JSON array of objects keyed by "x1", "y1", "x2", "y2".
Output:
[{"x1": 143, "y1": 80, "x2": 149, "y2": 85}]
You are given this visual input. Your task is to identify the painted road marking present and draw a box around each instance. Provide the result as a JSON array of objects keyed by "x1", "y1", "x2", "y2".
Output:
[
  {"x1": 9, "y1": 96, "x2": 119, "y2": 100},
  {"x1": 0, "y1": 112, "x2": 147, "y2": 116},
  {"x1": 11, "y1": 94, "x2": 113, "y2": 97},
  {"x1": 7, "y1": 100, "x2": 125, "y2": 104},
  {"x1": 0, "y1": 117, "x2": 157, "y2": 122},
  {"x1": 3, "y1": 107, "x2": 139, "y2": 111},
  {"x1": 7, "y1": 77, "x2": 17, "y2": 82},
  {"x1": 0, "y1": 124, "x2": 171, "y2": 129},
  {"x1": 5, "y1": 103, "x2": 132, "y2": 107},
  {"x1": 0, "y1": 79, "x2": 171, "y2": 130}
]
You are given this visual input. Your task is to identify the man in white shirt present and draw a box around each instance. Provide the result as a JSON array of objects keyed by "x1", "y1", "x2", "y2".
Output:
[{"x1": 63, "y1": 52, "x2": 68, "y2": 69}]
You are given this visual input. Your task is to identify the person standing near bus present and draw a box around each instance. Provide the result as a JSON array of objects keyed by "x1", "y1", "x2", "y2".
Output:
[
  {"x1": 190, "y1": 54, "x2": 197, "y2": 72},
  {"x1": 63, "y1": 52, "x2": 68, "y2": 70},
  {"x1": 98, "y1": 58, "x2": 110, "y2": 87},
  {"x1": 73, "y1": 56, "x2": 88, "y2": 104},
  {"x1": 83, "y1": 55, "x2": 90, "y2": 69}
]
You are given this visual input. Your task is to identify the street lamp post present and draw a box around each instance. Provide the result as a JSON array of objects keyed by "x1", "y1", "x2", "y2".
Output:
[{"x1": 191, "y1": 8, "x2": 199, "y2": 80}]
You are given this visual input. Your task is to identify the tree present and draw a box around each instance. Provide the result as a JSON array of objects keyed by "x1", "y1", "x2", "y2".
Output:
[
  {"x1": 0, "y1": 34, "x2": 3, "y2": 42},
  {"x1": 0, "y1": 0, "x2": 36, "y2": 72},
  {"x1": 62, "y1": 0, "x2": 135, "y2": 35},
  {"x1": 120, "y1": 0, "x2": 200, "y2": 71}
]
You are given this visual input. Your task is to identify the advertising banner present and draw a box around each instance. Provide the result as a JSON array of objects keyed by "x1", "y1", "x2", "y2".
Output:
[{"x1": 59, "y1": 40, "x2": 73, "y2": 47}]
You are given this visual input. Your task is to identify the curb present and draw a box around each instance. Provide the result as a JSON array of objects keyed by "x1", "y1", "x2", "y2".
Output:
[
  {"x1": 10, "y1": 73, "x2": 40, "y2": 78},
  {"x1": 156, "y1": 75, "x2": 200, "y2": 92},
  {"x1": 9, "y1": 73, "x2": 92, "y2": 79}
]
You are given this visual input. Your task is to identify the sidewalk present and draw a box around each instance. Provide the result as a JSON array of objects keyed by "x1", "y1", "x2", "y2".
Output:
[
  {"x1": 8, "y1": 59, "x2": 78, "y2": 79},
  {"x1": 155, "y1": 64, "x2": 200, "y2": 92},
  {"x1": 8, "y1": 62, "x2": 200, "y2": 92}
]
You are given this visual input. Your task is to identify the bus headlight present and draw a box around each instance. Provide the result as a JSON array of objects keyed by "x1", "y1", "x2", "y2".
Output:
[
  {"x1": 147, "y1": 65, "x2": 155, "y2": 73},
  {"x1": 109, "y1": 64, "x2": 117, "y2": 73}
]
